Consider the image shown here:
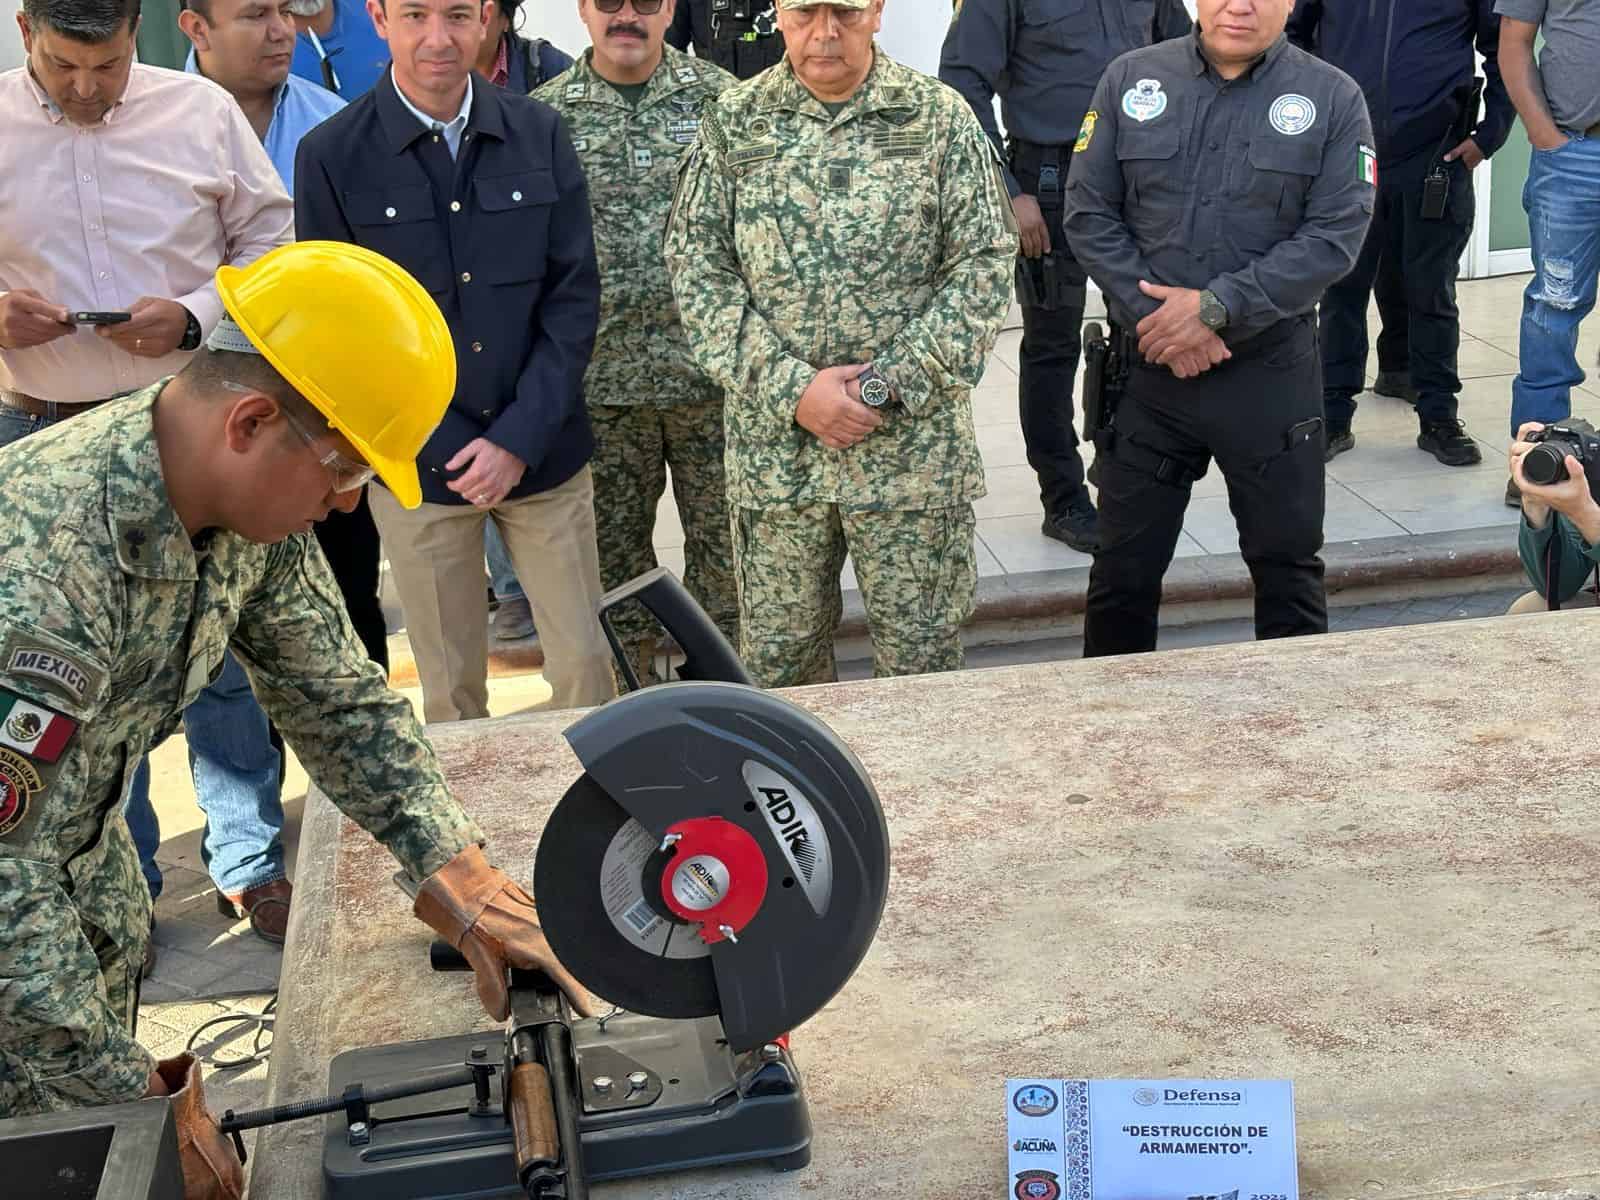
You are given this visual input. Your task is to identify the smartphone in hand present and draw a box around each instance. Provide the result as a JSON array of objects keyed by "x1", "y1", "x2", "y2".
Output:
[{"x1": 69, "y1": 311, "x2": 132, "y2": 325}]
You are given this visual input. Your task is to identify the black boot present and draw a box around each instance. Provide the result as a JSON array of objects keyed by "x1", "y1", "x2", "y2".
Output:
[
  {"x1": 1417, "y1": 418, "x2": 1482, "y2": 467},
  {"x1": 1324, "y1": 420, "x2": 1354, "y2": 462},
  {"x1": 1042, "y1": 492, "x2": 1100, "y2": 553},
  {"x1": 1374, "y1": 371, "x2": 1419, "y2": 403}
]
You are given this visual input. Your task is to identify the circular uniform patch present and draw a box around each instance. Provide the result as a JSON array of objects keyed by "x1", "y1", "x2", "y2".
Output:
[
  {"x1": 0, "y1": 746, "x2": 44, "y2": 838},
  {"x1": 1269, "y1": 93, "x2": 1318, "y2": 136},
  {"x1": 1122, "y1": 78, "x2": 1168, "y2": 123},
  {"x1": 1015, "y1": 1171, "x2": 1063, "y2": 1200}
]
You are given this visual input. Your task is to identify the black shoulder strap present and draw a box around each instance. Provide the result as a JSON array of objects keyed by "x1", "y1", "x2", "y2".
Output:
[{"x1": 525, "y1": 36, "x2": 548, "y2": 87}]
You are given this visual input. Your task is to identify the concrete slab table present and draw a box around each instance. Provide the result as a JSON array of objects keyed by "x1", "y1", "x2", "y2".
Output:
[{"x1": 252, "y1": 613, "x2": 1600, "y2": 1199}]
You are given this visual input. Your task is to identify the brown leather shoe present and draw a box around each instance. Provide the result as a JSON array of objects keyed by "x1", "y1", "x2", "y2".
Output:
[{"x1": 216, "y1": 878, "x2": 293, "y2": 944}]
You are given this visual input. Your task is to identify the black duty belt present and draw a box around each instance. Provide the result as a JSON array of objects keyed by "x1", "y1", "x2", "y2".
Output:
[{"x1": 1009, "y1": 140, "x2": 1072, "y2": 203}]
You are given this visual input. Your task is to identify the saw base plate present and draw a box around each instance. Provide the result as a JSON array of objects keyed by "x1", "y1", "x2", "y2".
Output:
[{"x1": 322, "y1": 1012, "x2": 811, "y2": 1199}]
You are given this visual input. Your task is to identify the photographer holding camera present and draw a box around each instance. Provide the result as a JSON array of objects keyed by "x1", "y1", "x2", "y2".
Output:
[{"x1": 1508, "y1": 420, "x2": 1600, "y2": 613}]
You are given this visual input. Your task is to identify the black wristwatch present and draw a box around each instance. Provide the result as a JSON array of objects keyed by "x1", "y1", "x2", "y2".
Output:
[
  {"x1": 858, "y1": 365, "x2": 894, "y2": 409},
  {"x1": 1198, "y1": 289, "x2": 1229, "y2": 332},
  {"x1": 178, "y1": 307, "x2": 203, "y2": 352}
]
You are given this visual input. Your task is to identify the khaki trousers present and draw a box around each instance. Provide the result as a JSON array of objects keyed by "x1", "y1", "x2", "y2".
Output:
[{"x1": 370, "y1": 466, "x2": 616, "y2": 721}]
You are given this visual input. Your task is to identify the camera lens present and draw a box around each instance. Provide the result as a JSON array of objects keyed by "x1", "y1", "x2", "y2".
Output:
[{"x1": 1521, "y1": 443, "x2": 1571, "y2": 486}]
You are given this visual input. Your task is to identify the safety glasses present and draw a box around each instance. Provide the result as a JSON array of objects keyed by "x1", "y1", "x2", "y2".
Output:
[
  {"x1": 279, "y1": 405, "x2": 378, "y2": 493},
  {"x1": 592, "y1": 0, "x2": 664, "y2": 13}
]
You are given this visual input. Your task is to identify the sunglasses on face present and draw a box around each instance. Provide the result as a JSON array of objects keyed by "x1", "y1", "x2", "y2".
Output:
[{"x1": 593, "y1": 0, "x2": 664, "y2": 13}]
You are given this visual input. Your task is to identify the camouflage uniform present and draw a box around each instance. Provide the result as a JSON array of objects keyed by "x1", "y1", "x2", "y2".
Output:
[
  {"x1": 535, "y1": 47, "x2": 739, "y2": 676},
  {"x1": 664, "y1": 48, "x2": 1017, "y2": 687},
  {"x1": 0, "y1": 386, "x2": 481, "y2": 1116}
]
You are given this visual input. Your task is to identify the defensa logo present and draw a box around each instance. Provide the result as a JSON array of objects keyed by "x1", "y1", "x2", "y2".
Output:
[
  {"x1": 742, "y1": 761, "x2": 832, "y2": 916},
  {"x1": 1164, "y1": 1088, "x2": 1244, "y2": 1105},
  {"x1": 1013, "y1": 1138, "x2": 1059, "y2": 1153}
]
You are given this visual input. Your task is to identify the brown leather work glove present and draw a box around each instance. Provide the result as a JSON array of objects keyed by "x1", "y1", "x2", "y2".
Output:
[
  {"x1": 150, "y1": 1053, "x2": 245, "y2": 1200},
  {"x1": 414, "y1": 845, "x2": 596, "y2": 1021}
]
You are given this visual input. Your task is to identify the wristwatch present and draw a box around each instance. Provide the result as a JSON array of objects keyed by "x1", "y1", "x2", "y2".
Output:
[
  {"x1": 178, "y1": 307, "x2": 203, "y2": 352},
  {"x1": 857, "y1": 365, "x2": 894, "y2": 409},
  {"x1": 1198, "y1": 289, "x2": 1229, "y2": 332}
]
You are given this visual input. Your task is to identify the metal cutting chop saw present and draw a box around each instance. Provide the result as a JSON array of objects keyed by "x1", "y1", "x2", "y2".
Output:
[{"x1": 220, "y1": 571, "x2": 892, "y2": 1199}]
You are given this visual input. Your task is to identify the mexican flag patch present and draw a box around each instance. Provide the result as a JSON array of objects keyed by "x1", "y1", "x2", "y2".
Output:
[
  {"x1": 0, "y1": 688, "x2": 78, "y2": 763},
  {"x1": 1358, "y1": 143, "x2": 1378, "y2": 187}
]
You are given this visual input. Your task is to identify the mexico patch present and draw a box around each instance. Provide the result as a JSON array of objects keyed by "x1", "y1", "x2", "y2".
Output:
[
  {"x1": 3, "y1": 637, "x2": 99, "y2": 703},
  {"x1": 0, "y1": 746, "x2": 43, "y2": 838},
  {"x1": 0, "y1": 688, "x2": 78, "y2": 763},
  {"x1": 1358, "y1": 143, "x2": 1378, "y2": 186},
  {"x1": 1075, "y1": 109, "x2": 1098, "y2": 153}
]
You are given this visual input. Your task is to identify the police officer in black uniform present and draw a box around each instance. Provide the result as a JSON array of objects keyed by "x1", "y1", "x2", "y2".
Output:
[
  {"x1": 1064, "y1": 0, "x2": 1375, "y2": 656},
  {"x1": 1287, "y1": 0, "x2": 1512, "y2": 469},
  {"x1": 941, "y1": 0, "x2": 1192, "y2": 554},
  {"x1": 665, "y1": 0, "x2": 784, "y2": 80}
]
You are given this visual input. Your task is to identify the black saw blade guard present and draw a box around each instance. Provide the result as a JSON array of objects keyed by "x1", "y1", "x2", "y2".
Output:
[{"x1": 534, "y1": 682, "x2": 890, "y2": 1052}]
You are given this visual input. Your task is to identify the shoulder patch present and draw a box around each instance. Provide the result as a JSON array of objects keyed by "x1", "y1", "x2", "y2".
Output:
[
  {"x1": 1, "y1": 630, "x2": 105, "y2": 707},
  {"x1": 0, "y1": 688, "x2": 79, "y2": 764},
  {"x1": 0, "y1": 746, "x2": 43, "y2": 838},
  {"x1": 1358, "y1": 143, "x2": 1378, "y2": 187},
  {"x1": 1074, "y1": 110, "x2": 1098, "y2": 153}
]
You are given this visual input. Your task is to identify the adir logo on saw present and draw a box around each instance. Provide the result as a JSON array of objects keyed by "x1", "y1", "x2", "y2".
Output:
[{"x1": 741, "y1": 760, "x2": 834, "y2": 917}]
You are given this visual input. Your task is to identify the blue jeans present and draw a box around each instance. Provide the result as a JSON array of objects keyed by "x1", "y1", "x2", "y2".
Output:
[
  {"x1": 486, "y1": 520, "x2": 524, "y2": 601},
  {"x1": 1510, "y1": 133, "x2": 1600, "y2": 434},
  {"x1": 0, "y1": 405, "x2": 284, "y2": 900},
  {"x1": 123, "y1": 652, "x2": 285, "y2": 900}
]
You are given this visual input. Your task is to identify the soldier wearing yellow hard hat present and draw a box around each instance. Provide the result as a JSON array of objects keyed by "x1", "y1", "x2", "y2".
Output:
[{"x1": 0, "y1": 241, "x2": 593, "y2": 1199}]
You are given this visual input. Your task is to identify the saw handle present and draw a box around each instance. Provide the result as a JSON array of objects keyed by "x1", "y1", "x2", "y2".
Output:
[
  {"x1": 507, "y1": 1059, "x2": 560, "y2": 1182},
  {"x1": 597, "y1": 566, "x2": 754, "y2": 690}
]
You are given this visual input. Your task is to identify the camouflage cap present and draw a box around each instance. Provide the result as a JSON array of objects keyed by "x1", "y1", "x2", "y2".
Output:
[{"x1": 776, "y1": 0, "x2": 873, "y2": 9}]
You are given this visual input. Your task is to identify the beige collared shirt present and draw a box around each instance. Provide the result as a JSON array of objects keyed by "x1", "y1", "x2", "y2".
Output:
[{"x1": 0, "y1": 64, "x2": 293, "y2": 404}]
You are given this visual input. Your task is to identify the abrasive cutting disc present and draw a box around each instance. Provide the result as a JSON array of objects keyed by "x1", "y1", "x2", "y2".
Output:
[
  {"x1": 532, "y1": 683, "x2": 890, "y2": 1048},
  {"x1": 534, "y1": 772, "x2": 720, "y2": 1019}
]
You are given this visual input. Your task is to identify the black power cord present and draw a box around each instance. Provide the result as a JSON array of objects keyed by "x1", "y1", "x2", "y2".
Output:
[{"x1": 183, "y1": 993, "x2": 277, "y2": 1071}]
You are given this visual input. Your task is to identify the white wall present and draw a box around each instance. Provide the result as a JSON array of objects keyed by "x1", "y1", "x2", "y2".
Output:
[{"x1": 2, "y1": 4, "x2": 25, "y2": 71}]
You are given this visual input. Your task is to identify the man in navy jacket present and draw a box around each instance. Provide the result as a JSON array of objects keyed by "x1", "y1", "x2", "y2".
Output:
[
  {"x1": 1289, "y1": 0, "x2": 1513, "y2": 469},
  {"x1": 295, "y1": 0, "x2": 614, "y2": 721}
]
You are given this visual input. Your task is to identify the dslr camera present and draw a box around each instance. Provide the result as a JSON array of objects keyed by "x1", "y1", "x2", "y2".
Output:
[{"x1": 1521, "y1": 418, "x2": 1600, "y2": 502}]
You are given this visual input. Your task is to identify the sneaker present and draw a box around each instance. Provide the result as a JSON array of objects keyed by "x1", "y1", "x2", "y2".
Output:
[
  {"x1": 1324, "y1": 421, "x2": 1354, "y2": 462},
  {"x1": 491, "y1": 595, "x2": 536, "y2": 641},
  {"x1": 1374, "y1": 371, "x2": 1419, "y2": 403},
  {"x1": 1505, "y1": 475, "x2": 1522, "y2": 508},
  {"x1": 1416, "y1": 419, "x2": 1482, "y2": 467},
  {"x1": 1042, "y1": 494, "x2": 1100, "y2": 554}
]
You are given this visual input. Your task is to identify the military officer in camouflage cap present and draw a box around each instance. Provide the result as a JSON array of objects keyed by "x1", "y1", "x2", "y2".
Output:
[
  {"x1": 536, "y1": 0, "x2": 738, "y2": 679},
  {"x1": 665, "y1": 0, "x2": 1017, "y2": 687},
  {"x1": 0, "y1": 243, "x2": 590, "y2": 1191}
]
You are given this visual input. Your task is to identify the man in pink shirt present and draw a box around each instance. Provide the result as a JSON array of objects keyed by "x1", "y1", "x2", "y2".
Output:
[{"x1": 0, "y1": 0, "x2": 296, "y2": 954}]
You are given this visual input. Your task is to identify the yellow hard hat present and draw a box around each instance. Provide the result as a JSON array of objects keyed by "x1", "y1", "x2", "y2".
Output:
[{"x1": 215, "y1": 241, "x2": 455, "y2": 510}]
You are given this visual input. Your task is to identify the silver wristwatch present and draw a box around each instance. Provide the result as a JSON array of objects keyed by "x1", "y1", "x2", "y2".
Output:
[
  {"x1": 858, "y1": 365, "x2": 894, "y2": 408},
  {"x1": 1198, "y1": 289, "x2": 1229, "y2": 331}
]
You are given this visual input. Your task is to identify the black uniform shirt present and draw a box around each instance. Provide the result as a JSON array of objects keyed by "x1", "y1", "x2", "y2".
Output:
[
  {"x1": 1064, "y1": 31, "x2": 1375, "y2": 342},
  {"x1": 939, "y1": 0, "x2": 1192, "y2": 194}
]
